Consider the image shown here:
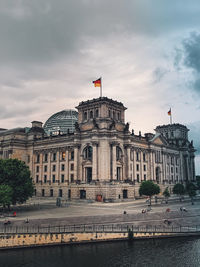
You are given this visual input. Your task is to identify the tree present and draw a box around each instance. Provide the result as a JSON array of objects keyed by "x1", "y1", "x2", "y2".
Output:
[
  {"x1": 0, "y1": 184, "x2": 13, "y2": 209},
  {"x1": 196, "y1": 176, "x2": 200, "y2": 190},
  {"x1": 172, "y1": 183, "x2": 185, "y2": 201},
  {"x1": 186, "y1": 182, "x2": 197, "y2": 205},
  {"x1": 0, "y1": 159, "x2": 34, "y2": 205},
  {"x1": 163, "y1": 187, "x2": 170, "y2": 204},
  {"x1": 139, "y1": 180, "x2": 160, "y2": 206}
]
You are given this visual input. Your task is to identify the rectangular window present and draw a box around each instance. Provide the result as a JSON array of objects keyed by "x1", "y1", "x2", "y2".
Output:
[
  {"x1": 136, "y1": 152, "x2": 139, "y2": 161},
  {"x1": 136, "y1": 164, "x2": 139, "y2": 171},
  {"x1": 61, "y1": 174, "x2": 64, "y2": 183},
  {"x1": 137, "y1": 174, "x2": 140, "y2": 183},
  {"x1": 44, "y1": 165, "x2": 47, "y2": 172},
  {"x1": 144, "y1": 174, "x2": 146, "y2": 181},
  {"x1": 36, "y1": 166, "x2": 39, "y2": 173},
  {"x1": 36, "y1": 154, "x2": 40, "y2": 163},
  {"x1": 70, "y1": 174, "x2": 74, "y2": 182},
  {"x1": 171, "y1": 157, "x2": 174, "y2": 165},
  {"x1": 61, "y1": 164, "x2": 65, "y2": 171},
  {"x1": 52, "y1": 175, "x2": 56, "y2": 183},
  {"x1": 52, "y1": 165, "x2": 56, "y2": 172},
  {"x1": 42, "y1": 189, "x2": 45, "y2": 197},
  {"x1": 44, "y1": 153, "x2": 48, "y2": 162},
  {"x1": 143, "y1": 153, "x2": 146, "y2": 162},
  {"x1": 143, "y1": 165, "x2": 146, "y2": 172},
  {"x1": 36, "y1": 175, "x2": 39, "y2": 183},
  {"x1": 53, "y1": 153, "x2": 56, "y2": 161},
  {"x1": 50, "y1": 189, "x2": 53, "y2": 197},
  {"x1": 71, "y1": 151, "x2": 74, "y2": 160},
  {"x1": 71, "y1": 164, "x2": 74, "y2": 171},
  {"x1": 61, "y1": 152, "x2": 65, "y2": 160},
  {"x1": 171, "y1": 167, "x2": 173, "y2": 173},
  {"x1": 44, "y1": 175, "x2": 47, "y2": 183},
  {"x1": 27, "y1": 155, "x2": 30, "y2": 163}
]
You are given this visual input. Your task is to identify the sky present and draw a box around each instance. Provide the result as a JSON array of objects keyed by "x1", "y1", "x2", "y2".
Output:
[{"x1": 0, "y1": 0, "x2": 200, "y2": 173}]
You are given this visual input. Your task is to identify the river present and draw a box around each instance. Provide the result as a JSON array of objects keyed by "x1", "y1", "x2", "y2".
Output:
[{"x1": 0, "y1": 237, "x2": 200, "y2": 267}]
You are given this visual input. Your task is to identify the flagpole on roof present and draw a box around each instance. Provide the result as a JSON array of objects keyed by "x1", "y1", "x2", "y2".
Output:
[
  {"x1": 170, "y1": 109, "x2": 172, "y2": 124},
  {"x1": 100, "y1": 77, "x2": 102, "y2": 98}
]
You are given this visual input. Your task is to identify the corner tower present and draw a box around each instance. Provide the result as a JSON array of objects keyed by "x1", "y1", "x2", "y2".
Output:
[{"x1": 76, "y1": 97, "x2": 127, "y2": 132}]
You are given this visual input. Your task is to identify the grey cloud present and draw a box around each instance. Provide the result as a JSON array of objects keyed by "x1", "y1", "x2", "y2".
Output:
[{"x1": 187, "y1": 121, "x2": 200, "y2": 155}]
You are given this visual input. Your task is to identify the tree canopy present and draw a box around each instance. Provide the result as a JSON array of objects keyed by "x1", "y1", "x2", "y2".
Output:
[
  {"x1": 0, "y1": 184, "x2": 13, "y2": 208},
  {"x1": 172, "y1": 183, "x2": 185, "y2": 201},
  {"x1": 163, "y1": 187, "x2": 170, "y2": 203},
  {"x1": 0, "y1": 159, "x2": 34, "y2": 205},
  {"x1": 139, "y1": 180, "x2": 160, "y2": 205},
  {"x1": 186, "y1": 182, "x2": 197, "y2": 205}
]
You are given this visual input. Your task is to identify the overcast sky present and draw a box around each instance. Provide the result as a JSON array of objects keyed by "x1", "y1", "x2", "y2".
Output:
[{"x1": 0, "y1": 0, "x2": 200, "y2": 173}]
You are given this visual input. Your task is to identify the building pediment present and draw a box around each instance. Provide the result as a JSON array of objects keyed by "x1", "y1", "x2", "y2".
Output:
[{"x1": 150, "y1": 133, "x2": 168, "y2": 146}]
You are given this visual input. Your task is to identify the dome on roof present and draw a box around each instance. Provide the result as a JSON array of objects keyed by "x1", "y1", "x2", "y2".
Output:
[{"x1": 44, "y1": 109, "x2": 78, "y2": 135}]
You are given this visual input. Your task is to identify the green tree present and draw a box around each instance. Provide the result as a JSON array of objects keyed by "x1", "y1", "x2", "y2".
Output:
[
  {"x1": 186, "y1": 182, "x2": 197, "y2": 205},
  {"x1": 172, "y1": 183, "x2": 185, "y2": 201},
  {"x1": 0, "y1": 159, "x2": 34, "y2": 204},
  {"x1": 196, "y1": 176, "x2": 200, "y2": 190},
  {"x1": 139, "y1": 180, "x2": 160, "y2": 206},
  {"x1": 0, "y1": 184, "x2": 13, "y2": 209},
  {"x1": 163, "y1": 187, "x2": 170, "y2": 204}
]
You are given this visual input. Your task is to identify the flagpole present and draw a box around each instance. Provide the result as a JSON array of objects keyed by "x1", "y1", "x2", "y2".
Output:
[
  {"x1": 170, "y1": 111, "x2": 172, "y2": 124},
  {"x1": 100, "y1": 77, "x2": 102, "y2": 98}
]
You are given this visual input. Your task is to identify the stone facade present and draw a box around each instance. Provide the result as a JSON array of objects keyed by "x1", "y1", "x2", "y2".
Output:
[{"x1": 0, "y1": 97, "x2": 196, "y2": 201}]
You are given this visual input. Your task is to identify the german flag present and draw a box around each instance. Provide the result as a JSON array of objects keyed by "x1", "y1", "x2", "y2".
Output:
[
  {"x1": 93, "y1": 78, "x2": 101, "y2": 87},
  {"x1": 168, "y1": 108, "x2": 171, "y2": 116}
]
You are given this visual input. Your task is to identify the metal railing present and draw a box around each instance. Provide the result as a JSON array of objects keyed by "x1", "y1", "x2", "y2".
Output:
[{"x1": 0, "y1": 224, "x2": 200, "y2": 235}]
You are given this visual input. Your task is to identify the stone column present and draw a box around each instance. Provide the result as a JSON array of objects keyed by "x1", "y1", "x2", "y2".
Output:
[
  {"x1": 65, "y1": 149, "x2": 69, "y2": 183},
  {"x1": 112, "y1": 144, "x2": 117, "y2": 180},
  {"x1": 56, "y1": 150, "x2": 60, "y2": 183},
  {"x1": 92, "y1": 142, "x2": 98, "y2": 180},
  {"x1": 125, "y1": 145, "x2": 131, "y2": 180},
  {"x1": 48, "y1": 151, "x2": 51, "y2": 184},
  {"x1": 74, "y1": 146, "x2": 78, "y2": 180}
]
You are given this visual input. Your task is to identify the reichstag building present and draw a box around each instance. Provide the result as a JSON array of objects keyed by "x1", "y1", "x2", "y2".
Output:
[{"x1": 0, "y1": 97, "x2": 196, "y2": 200}]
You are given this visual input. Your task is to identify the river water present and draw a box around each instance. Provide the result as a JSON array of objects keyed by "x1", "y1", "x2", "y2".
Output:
[{"x1": 0, "y1": 237, "x2": 200, "y2": 267}]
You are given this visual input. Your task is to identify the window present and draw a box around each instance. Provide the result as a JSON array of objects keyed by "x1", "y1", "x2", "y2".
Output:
[
  {"x1": 59, "y1": 189, "x2": 63, "y2": 198},
  {"x1": 61, "y1": 164, "x2": 65, "y2": 171},
  {"x1": 144, "y1": 174, "x2": 146, "y2": 181},
  {"x1": 36, "y1": 175, "x2": 39, "y2": 183},
  {"x1": 36, "y1": 166, "x2": 39, "y2": 173},
  {"x1": 70, "y1": 174, "x2": 74, "y2": 182},
  {"x1": 137, "y1": 174, "x2": 140, "y2": 183},
  {"x1": 53, "y1": 153, "x2": 56, "y2": 161},
  {"x1": 116, "y1": 146, "x2": 122, "y2": 161},
  {"x1": 90, "y1": 110, "x2": 93, "y2": 119},
  {"x1": 95, "y1": 109, "x2": 99, "y2": 118},
  {"x1": 84, "y1": 111, "x2": 87, "y2": 120},
  {"x1": 52, "y1": 175, "x2": 56, "y2": 183},
  {"x1": 71, "y1": 164, "x2": 74, "y2": 171},
  {"x1": 61, "y1": 152, "x2": 65, "y2": 160},
  {"x1": 52, "y1": 165, "x2": 56, "y2": 172},
  {"x1": 70, "y1": 151, "x2": 74, "y2": 160},
  {"x1": 108, "y1": 110, "x2": 111, "y2": 117},
  {"x1": 44, "y1": 153, "x2": 48, "y2": 162},
  {"x1": 143, "y1": 165, "x2": 146, "y2": 172},
  {"x1": 143, "y1": 153, "x2": 146, "y2": 162},
  {"x1": 117, "y1": 112, "x2": 120, "y2": 120},
  {"x1": 171, "y1": 167, "x2": 173, "y2": 173},
  {"x1": 36, "y1": 154, "x2": 40, "y2": 163},
  {"x1": 171, "y1": 157, "x2": 174, "y2": 165},
  {"x1": 176, "y1": 167, "x2": 178, "y2": 173},
  {"x1": 84, "y1": 146, "x2": 93, "y2": 160},
  {"x1": 27, "y1": 155, "x2": 30, "y2": 163},
  {"x1": 42, "y1": 189, "x2": 45, "y2": 197},
  {"x1": 113, "y1": 111, "x2": 115, "y2": 119},
  {"x1": 136, "y1": 164, "x2": 139, "y2": 171},
  {"x1": 61, "y1": 174, "x2": 64, "y2": 183},
  {"x1": 50, "y1": 189, "x2": 53, "y2": 197},
  {"x1": 44, "y1": 175, "x2": 47, "y2": 183},
  {"x1": 136, "y1": 152, "x2": 139, "y2": 161},
  {"x1": 44, "y1": 165, "x2": 47, "y2": 172}
]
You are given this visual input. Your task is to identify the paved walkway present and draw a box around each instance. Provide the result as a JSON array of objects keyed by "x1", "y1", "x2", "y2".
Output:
[{"x1": 0, "y1": 197, "x2": 200, "y2": 228}]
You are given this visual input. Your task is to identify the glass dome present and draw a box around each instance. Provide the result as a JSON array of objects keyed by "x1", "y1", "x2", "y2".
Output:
[{"x1": 44, "y1": 109, "x2": 78, "y2": 135}]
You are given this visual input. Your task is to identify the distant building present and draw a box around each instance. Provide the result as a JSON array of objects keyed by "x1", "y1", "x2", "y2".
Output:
[{"x1": 0, "y1": 97, "x2": 196, "y2": 200}]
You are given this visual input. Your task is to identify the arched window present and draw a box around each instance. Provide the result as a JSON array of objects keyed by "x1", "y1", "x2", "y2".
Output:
[
  {"x1": 84, "y1": 146, "x2": 93, "y2": 160},
  {"x1": 84, "y1": 111, "x2": 87, "y2": 120},
  {"x1": 90, "y1": 111, "x2": 93, "y2": 119},
  {"x1": 116, "y1": 146, "x2": 122, "y2": 161}
]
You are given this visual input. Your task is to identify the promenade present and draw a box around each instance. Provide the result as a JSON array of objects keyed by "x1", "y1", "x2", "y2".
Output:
[{"x1": 0, "y1": 196, "x2": 200, "y2": 228}]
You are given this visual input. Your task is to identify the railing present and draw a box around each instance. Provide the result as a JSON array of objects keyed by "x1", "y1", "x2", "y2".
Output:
[{"x1": 0, "y1": 224, "x2": 200, "y2": 235}]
